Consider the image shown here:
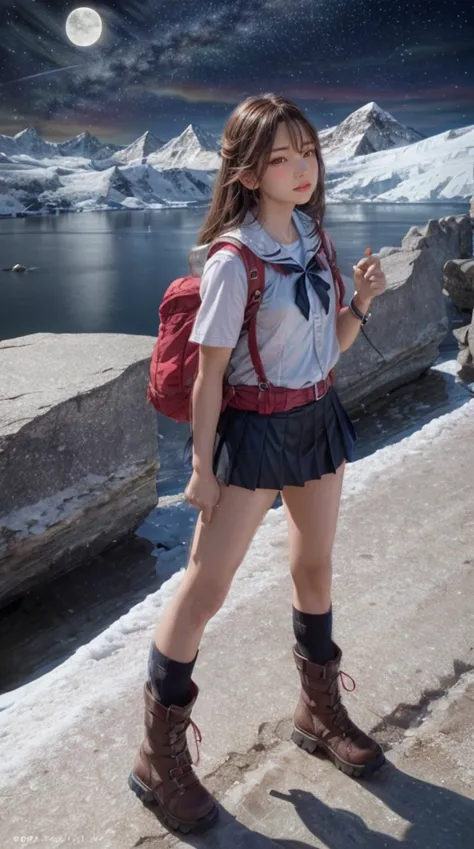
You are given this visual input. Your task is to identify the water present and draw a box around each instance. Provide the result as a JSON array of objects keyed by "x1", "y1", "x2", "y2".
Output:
[{"x1": 0, "y1": 202, "x2": 472, "y2": 694}]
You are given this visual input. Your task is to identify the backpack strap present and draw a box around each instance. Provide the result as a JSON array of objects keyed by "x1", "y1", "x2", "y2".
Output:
[
  {"x1": 320, "y1": 228, "x2": 345, "y2": 311},
  {"x1": 207, "y1": 239, "x2": 269, "y2": 387}
]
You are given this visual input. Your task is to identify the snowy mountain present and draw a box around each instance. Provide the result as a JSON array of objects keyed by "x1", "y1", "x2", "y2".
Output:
[
  {"x1": 0, "y1": 161, "x2": 214, "y2": 215},
  {"x1": 148, "y1": 125, "x2": 220, "y2": 170},
  {"x1": 11, "y1": 128, "x2": 57, "y2": 158},
  {"x1": 112, "y1": 131, "x2": 164, "y2": 165},
  {"x1": 0, "y1": 107, "x2": 472, "y2": 214},
  {"x1": 325, "y1": 124, "x2": 474, "y2": 203},
  {"x1": 320, "y1": 102, "x2": 424, "y2": 161},
  {"x1": 57, "y1": 131, "x2": 117, "y2": 160},
  {"x1": 0, "y1": 128, "x2": 118, "y2": 162},
  {"x1": 0, "y1": 134, "x2": 19, "y2": 158}
]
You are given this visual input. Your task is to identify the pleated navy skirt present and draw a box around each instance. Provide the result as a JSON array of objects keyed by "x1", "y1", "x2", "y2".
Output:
[{"x1": 184, "y1": 386, "x2": 356, "y2": 491}]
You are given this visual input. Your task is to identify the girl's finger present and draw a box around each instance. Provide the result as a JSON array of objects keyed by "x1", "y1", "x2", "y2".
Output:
[
  {"x1": 202, "y1": 505, "x2": 214, "y2": 524},
  {"x1": 364, "y1": 264, "x2": 379, "y2": 279}
]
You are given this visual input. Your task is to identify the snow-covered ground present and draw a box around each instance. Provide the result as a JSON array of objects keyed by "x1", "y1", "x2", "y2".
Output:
[
  {"x1": 0, "y1": 359, "x2": 472, "y2": 787},
  {"x1": 0, "y1": 103, "x2": 472, "y2": 216}
]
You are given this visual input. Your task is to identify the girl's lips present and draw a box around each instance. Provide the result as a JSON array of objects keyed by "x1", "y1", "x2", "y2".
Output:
[{"x1": 294, "y1": 183, "x2": 312, "y2": 191}]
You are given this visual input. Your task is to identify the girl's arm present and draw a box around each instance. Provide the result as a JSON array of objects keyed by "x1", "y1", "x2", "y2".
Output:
[
  {"x1": 191, "y1": 344, "x2": 233, "y2": 476},
  {"x1": 336, "y1": 293, "x2": 372, "y2": 353},
  {"x1": 335, "y1": 254, "x2": 386, "y2": 352}
]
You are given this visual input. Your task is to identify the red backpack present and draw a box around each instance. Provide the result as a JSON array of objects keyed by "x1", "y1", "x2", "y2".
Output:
[
  {"x1": 147, "y1": 239, "x2": 266, "y2": 422},
  {"x1": 147, "y1": 231, "x2": 344, "y2": 423}
]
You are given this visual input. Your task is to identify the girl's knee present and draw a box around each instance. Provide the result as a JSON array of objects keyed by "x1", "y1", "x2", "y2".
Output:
[
  {"x1": 291, "y1": 556, "x2": 332, "y2": 587},
  {"x1": 180, "y1": 570, "x2": 231, "y2": 626}
]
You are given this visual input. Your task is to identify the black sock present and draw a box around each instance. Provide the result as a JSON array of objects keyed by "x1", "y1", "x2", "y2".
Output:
[
  {"x1": 148, "y1": 642, "x2": 197, "y2": 707},
  {"x1": 292, "y1": 606, "x2": 335, "y2": 665}
]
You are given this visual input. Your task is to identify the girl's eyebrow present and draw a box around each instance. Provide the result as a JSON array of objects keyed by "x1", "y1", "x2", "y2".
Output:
[{"x1": 271, "y1": 141, "x2": 314, "y2": 152}]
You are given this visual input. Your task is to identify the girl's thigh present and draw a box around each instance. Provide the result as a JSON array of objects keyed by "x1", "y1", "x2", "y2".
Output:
[
  {"x1": 187, "y1": 482, "x2": 278, "y2": 586},
  {"x1": 281, "y1": 463, "x2": 346, "y2": 566}
]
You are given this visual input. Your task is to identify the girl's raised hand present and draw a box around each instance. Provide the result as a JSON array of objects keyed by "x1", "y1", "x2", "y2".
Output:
[
  {"x1": 184, "y1": 470, "x2": 221, "y2": 524},
  {"x1": 352, "y1": 253, "x2": 387, "y2": 303}
]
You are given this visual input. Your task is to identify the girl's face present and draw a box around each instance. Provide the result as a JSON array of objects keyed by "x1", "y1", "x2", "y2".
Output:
[{"x1": 256, "y1": 121, "x2": 319, "y2": 206}]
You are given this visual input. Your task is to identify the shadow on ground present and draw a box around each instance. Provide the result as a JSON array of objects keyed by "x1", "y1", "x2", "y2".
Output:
[{"x1": 160, "y1": 762, "x2": 473, "y2": 849}]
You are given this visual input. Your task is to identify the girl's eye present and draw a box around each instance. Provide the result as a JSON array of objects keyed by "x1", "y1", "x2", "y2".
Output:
[
  {"x1": 304, "y1": 148, "x2": 316, "y2": 156},
  {"x1": 269, "y1": 157, "x2": 285, "y2": 165}
]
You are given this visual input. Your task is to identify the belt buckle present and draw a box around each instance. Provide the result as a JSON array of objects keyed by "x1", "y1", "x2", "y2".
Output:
[{"x1": 315, "y1": 379, "x2": 327, "y2": 401}]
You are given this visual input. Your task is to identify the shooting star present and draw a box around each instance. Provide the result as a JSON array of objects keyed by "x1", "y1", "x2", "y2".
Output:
[{"x1": 0, "y1": 65, "x2": 81, "y2": 88}]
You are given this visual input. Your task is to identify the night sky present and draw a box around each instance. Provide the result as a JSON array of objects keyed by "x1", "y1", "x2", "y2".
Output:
[{"x1": 0, "y1": 0, "x2": 473, "y2": 145}]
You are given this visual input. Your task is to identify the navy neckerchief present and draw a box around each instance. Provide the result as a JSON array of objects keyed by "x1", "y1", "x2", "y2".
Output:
[{"x1": 260, "y1": 246, "x2": 331, "y2": 320}]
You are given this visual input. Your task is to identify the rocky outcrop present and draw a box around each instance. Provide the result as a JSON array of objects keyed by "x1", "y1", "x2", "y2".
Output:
[
  {"x1": 453, "y1": 313, "x2": 474, "y2": 379},
  {"x1": 0, "y1": 333, "x2": 157, "y2": 607},
  {"x1": 399, "y1": 215, "x2": 472, "y2": 262},
  {"x1": 443, "y1": 259, "x2": 474, "y2": 310},
  {"x1": 336, "y1": 215, "x2": 471, "y2": 409}
]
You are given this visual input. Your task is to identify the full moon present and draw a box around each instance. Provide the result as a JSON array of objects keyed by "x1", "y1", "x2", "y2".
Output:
[{"x1": 66, "y1": 7, "x2": 103, "y2": 47}]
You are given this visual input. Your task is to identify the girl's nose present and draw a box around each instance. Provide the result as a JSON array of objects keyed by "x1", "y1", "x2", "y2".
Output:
[{"x1": 295, "y1": 158, "x2": 308, "y2": 176}]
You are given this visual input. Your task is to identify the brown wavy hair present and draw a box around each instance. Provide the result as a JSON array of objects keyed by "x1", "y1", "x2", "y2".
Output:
[{"x1": 196, "y1": 93, "x2": 326, "y2": 247}]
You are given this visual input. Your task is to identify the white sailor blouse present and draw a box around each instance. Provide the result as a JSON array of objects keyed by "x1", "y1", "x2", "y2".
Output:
[{"x1": 189, "y1": 209, "x2": 344, "y2": 390}]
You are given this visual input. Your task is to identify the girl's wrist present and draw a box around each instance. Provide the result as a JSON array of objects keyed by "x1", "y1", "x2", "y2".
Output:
[
  {"x1": 353, "y1": 292, "x2": 372, "y2": 313},
  {"x1": 192, "y1": 460, "x2": 214, "y2": 478}
]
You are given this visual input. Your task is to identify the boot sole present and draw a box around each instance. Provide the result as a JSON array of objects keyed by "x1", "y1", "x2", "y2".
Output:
[
  {"x1": 128, "y1": 772, "x2": 218, "y2": 834},
  {"x1": 291, "y1": 727, "x2": 386, "y2": 779}
]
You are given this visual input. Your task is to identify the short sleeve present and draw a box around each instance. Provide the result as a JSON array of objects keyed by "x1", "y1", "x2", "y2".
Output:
[{"x1": 189, "y1": 249, "x2": 248, "y2": 348}]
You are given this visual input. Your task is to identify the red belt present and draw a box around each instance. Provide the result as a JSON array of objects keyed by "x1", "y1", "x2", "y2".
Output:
[{"x1": 222, "y1": 374, "x2": 333, "y2": 415}]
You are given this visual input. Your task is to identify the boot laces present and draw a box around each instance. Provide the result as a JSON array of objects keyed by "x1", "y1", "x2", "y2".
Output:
[
  {"x1": 188, "y1": 717, "x2": 202, "y2": 766},
  {"x1": 333, "y1": 670, "x2": 358, "y2": 734},
  {"x1": 339, "y1": 670, "x2": 356, "y2": 693},
  {"x1": 170, "y1": 716, "x2": 202, "y2": 767}
]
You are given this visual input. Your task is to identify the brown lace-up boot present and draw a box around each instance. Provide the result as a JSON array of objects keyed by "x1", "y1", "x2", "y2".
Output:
[
  {"x1": 129, "y1": 681, "x2": 217, "y2": 833},
  {"x1": 292, "y1": 643, "x2": 385, "y2": 778}
]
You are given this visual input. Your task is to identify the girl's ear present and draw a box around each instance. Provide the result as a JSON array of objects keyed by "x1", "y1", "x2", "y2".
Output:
[{"x1": 239, "y1": 171, "x2": 259, "y2": 191}]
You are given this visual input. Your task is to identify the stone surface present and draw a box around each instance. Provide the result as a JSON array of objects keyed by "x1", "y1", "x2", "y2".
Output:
[
  {"x1": 453, "y1": 323, "x2": 471, "y2": 347},
  {"x1": 443, "y1": 258, "x2": 474, "y2": 310},
  {"x1": 401, "y1": 215, "x2": 472, "y2": 261},
  {"x1": 0, "y1": 333, "x2": 158, "y2": 605},
  {"x1": 335, "y1": 218, "x2": 472, "y2": 408},
  {"x1": 452, "y1": 308, "x2": 474, "y2": 376},
  {"x1": 0, "y1": 399, "x2": 473, "y2": 848}
]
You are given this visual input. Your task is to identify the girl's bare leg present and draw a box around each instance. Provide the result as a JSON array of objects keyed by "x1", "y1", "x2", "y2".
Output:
[
  {"x1": 154, "y1": 483, "x2": 278, "y2": 662},
  {"x1": 282, "y1": 465, "x2": 385, "y2": 776},
  {"x1": 282, "y1": 464, "x2": 345, "y2": 614}
]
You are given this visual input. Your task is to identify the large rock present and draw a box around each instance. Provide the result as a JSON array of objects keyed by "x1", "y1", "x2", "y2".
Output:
[
  {"x1": 0, "y1": 333, "x2": 157, "y2": 607},
  {"x1": 401, "y1": 214, "x2": 472, "y2": 261},
  {"x1": 335, "y1": 216, "x2": 471, "y2": 408},
  {"x1": 443, "y1": 259, "x2": 474, "y2": 310},
  {"x1": 452, "y1": 309, "x2": 474, "y2": 377}
]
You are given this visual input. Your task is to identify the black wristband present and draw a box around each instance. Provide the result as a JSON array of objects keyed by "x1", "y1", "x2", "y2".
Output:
[{"x1": 349, "y1": 296, "x2": 371, "y2": 325}]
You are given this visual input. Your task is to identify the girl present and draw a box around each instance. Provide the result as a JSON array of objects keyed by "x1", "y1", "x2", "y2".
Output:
[{"x1": 130, "y1": 93, "x2": 387, "y2": 833}]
